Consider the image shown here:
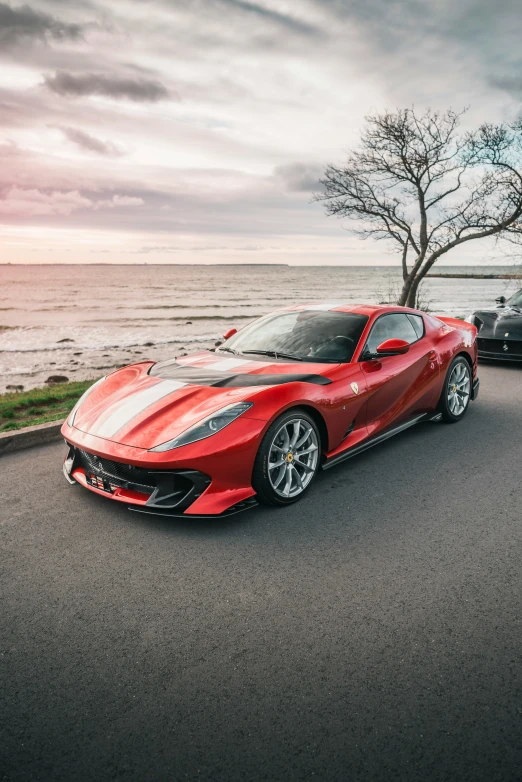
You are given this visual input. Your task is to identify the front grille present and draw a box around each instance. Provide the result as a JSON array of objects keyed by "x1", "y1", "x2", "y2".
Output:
[
  {"x1": 76, "y1": 449, "x2": 156, "y2": 492},
  {"x1": 477, "y1": 338, "x2": 522, "y2": 357},
  {"x1": 70, "y1": 446, "x2": 212, "y2": 511}
]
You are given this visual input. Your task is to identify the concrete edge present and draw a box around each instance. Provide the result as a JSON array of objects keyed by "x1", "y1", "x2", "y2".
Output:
[{"x1": 0, "y1": 419, "x2": 65, "y2": 456}]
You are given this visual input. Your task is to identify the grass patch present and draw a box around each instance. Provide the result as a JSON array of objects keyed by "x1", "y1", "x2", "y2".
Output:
[{"x1": 0, "y1": 379, "x2": 99, "y2": 433}]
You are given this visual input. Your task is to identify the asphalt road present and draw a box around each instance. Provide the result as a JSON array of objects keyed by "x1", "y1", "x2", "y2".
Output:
[{"x1": 2, "y1": 362, "x2": 522, "y2": 782}]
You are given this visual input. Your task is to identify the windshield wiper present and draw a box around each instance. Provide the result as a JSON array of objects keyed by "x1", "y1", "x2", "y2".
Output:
[
  {"x1": 241, "y1": 349, "x2": 304, "y2": 362},
  {"x1": 217, "y1": 346, "x2": 239, "y2": 355}
]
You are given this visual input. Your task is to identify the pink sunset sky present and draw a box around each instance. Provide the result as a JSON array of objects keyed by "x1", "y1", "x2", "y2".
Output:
[{"x1": 1, "y1": 0, "x2": 521, "y2": 265}]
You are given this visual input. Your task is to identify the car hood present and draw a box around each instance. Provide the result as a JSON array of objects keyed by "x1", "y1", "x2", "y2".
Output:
[
  {"x1": 71, "y1": 351, "x2": 334, "y2": 449},
  {"x1": 474, "y1": 306, "x2": 522, "y2": 339}
]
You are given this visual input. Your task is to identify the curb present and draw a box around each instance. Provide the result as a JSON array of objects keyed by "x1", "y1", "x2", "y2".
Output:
[{"x1": 0, "y1": 419, "x2": 65, "y2": 457}]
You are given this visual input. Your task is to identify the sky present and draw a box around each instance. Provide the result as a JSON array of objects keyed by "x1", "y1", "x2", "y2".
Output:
[{"x1": 1, "y1": 0, "x2": 522, "y2": 266}]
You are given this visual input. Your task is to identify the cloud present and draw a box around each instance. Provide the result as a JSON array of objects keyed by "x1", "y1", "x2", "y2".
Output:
[
  {"x1": 491, "y1": 75, "x2": 522, "y2": 101},
  {"x1": 56, "y1": 125, "x2": 123, "y2": 156},
  {"x1": 275, "y1": 162, "x2": 323, "y2": 193},
  {"x1": 0, "y1": 2, "x2": 84, "y2": 44},
  {"x1": 2, "y1": 0, "x2": 522, "y2": 265},
  {"x1": 0, "y1": 187, "x2": 144, "y2": 216},
  {"x1": 0, "y1": 186, "x2": 91, "y2": 216},
  {"x1": 93, "y1": 194, "x2": 144, "y2": 209},
  {"x1": 43, "y1": 71, "x2": 172, "y2": 102},
  {"x1": 212, "y1": 0, "x2": 323, "y2": 37}
]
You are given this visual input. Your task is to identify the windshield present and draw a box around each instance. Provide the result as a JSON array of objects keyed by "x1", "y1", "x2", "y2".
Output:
[
  {"x1": 220, "y1": 310, "x2": 369, "y2": 363},
  {"x1": 507, "y1": 289, "x2": 522, "y2": 307}
]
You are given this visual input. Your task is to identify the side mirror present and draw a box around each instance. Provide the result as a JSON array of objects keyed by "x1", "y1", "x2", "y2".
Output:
[
  {"x1": 223, "y1": 327, "x2": 237, "y2": 341},
  {"x1": 376, "y1": 338, "x2": 410, "y2": 356},
  {"x1": 495, "y1": 295, "x2": 506, "y2": 305}
]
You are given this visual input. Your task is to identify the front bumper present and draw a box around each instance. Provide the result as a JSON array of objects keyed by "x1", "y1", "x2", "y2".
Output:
[
  {"x1": 477, "y1": 337, "x2": 522, "y2": 361},
  {"x1": 61, "y1": 415, "x2": 265, "y2": 516},
  {"x1": 63, "y1": 442, "x2": 214, "y2": 512}
]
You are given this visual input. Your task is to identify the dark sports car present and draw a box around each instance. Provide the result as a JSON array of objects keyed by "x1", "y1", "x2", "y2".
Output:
[
  {"x1": 62, "y1": 303, "x2": 479, "y2": 518},
  {"x1": 467, "y1": 289, "x2": 522, "y2": 361}
]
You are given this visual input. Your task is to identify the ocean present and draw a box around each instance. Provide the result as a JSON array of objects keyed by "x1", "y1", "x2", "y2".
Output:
[{"x1": 1, "y1": 264, "x2": 520, "y2": 392}]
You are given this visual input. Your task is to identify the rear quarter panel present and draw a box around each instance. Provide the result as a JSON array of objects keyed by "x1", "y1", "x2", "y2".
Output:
[{"x1": 426, "y1": 315, "x2": 478, "y2": 390}]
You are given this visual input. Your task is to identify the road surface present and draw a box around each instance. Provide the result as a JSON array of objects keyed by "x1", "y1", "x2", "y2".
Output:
[{"x1": 2, "y1": 363, "x2": 522, "y2": 781}]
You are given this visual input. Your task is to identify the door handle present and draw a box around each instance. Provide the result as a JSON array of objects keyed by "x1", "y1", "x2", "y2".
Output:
[{"x1": 427, "y1": 350, "x2": 437, "y2": 360}]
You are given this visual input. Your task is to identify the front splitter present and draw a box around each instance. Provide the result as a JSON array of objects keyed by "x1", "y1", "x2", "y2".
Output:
[{"x1": 127, "y1": 496, "x2": 258, "y2": 519}]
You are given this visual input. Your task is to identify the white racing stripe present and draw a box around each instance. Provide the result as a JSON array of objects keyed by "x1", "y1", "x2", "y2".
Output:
[
  {"x1": 204, "y1": 357, "x2": 253, "y2": 371},
  {"x1": 92, "y1": 379, "x2": 187, "y2": 439},
  {"x1": 181, "y1": 354, "x2": 210, "y2": 364}
]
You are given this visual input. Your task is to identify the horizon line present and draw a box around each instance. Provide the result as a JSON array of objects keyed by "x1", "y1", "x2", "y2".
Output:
[{"x1": 0, "y1": 262, "x2": 514, "y2": 268}]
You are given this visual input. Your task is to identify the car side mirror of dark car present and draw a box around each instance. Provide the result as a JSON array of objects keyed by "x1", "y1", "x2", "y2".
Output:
[
  {"x1": 223, "y1": 327, "x2": 238, "y2": 341},
  {"x1": 495, "y1": 295, "x2": 506, "y2": 305},
  {"x1": 376, "y1": 338, "x2": 410, "y2": 356}
]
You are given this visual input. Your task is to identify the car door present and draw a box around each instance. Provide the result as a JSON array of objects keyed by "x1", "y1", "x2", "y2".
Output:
[{"x1": 359, "y1": 312, "x2": 439, "y2": 437}]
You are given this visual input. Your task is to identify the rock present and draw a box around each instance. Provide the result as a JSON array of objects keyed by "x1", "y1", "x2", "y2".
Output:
[
  {"x1": 215, "y1": 340, "x2": 223, "y2": 347},
  {"x1": 180, "y1": 352, "x2": 187, "y2": 356},
  {"x1": 46, "y1": 375, "x2": 69, "y2": 384},
  {"x1": 144, "y1": 342, "x2": 154, "y2": 347},
  {"x1": 134, "y1": 351, "x2": 142, "y2": 354},
  {"x1": 57, "y1": 338, "x2": 74, "y2": 343},
  {"x1": 103, "y1": 353, "x2": 110, "y2": 357},
  {"x1": 186, "y1": 321, "x2": 192, "y2": 325},
  {"x1": 73, "y1": 352, "x2": 82, "y2": 356},
  {"x1": 6, "y1": 384, "x2": 24, "y2": 392},
  {"x1": 50, "y1": 362, "x2": 56, "y2": 365}
]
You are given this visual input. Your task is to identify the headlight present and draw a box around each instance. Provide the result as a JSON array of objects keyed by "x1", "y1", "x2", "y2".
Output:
[
  {"x1": 149, "y1": 401, "x2": 253, "y2": 452},
  {"x1": 67, "y1": 376, "x2": 106, "y2": 427},
  {"x1": 464, "y1": 313, "x2": 475, "y2": 324}
]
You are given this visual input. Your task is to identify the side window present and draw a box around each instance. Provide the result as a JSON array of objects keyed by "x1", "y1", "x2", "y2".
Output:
[
  {"x1": 407, "y1": 314, "x2": 425, "y2": 339},
  {"x1": 363, "y1": 313, "x2": 419, "y2": 355}
]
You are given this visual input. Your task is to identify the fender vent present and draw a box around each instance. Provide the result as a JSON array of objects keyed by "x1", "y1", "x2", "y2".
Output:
[{"x1": 343, "y1": 420, "x2": 355, "y2": 440}]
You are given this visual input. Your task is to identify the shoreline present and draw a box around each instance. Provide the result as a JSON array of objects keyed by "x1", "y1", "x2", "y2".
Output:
[
  {"x1": 427, "y1": 273, "x2": 522, "y2": 279},
  {"x1": 2, "y1": 264, "x2": 519, "y2": 393},
  {"x1": 0, "y1": 339, "x2": 217, "y2": 395}
]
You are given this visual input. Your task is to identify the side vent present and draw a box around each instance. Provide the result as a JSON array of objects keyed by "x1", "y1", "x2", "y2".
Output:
[{"x1": 343, "y1": 420, "x2": 355, "y2": 439}]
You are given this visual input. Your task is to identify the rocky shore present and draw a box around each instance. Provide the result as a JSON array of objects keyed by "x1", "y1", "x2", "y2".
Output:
[{"x1": 1, "y1": 338, "x2": 218, "y2": 394}]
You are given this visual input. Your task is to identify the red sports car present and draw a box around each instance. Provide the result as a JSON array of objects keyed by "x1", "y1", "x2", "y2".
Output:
[{"x1": 62, "y1": 303, "x2": 479, "y2": 517}]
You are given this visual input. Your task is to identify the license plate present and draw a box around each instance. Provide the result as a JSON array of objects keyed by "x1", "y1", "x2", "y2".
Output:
[{"x1": 87, "y1": 473, "x2": 114, "y2": 493}]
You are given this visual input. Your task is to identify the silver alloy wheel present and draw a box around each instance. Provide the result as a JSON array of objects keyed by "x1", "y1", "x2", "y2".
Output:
[
  {"x1": 447, "y1": 361, "x2": 471, "y2": 416},
  {"x1": 267, "y1": 417, "x2": 319, "y2": 498}
]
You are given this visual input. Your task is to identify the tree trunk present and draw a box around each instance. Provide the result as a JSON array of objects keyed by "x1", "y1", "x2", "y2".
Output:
[
  {"x1": 405, "y1": 276, "x2": 420, "y2": 308},
  {"x1": 397, "y1": 271, "x2": 421, "y2": 308},
  {"x1": 398, "y1": 274, "x2": 413, "y2": 306},
  {"x1": 401, "y1": 240, "x2": 409, "y2": 282},
  {"x1": 398, "y1": 250, "x2": 425, "y2": 306}
]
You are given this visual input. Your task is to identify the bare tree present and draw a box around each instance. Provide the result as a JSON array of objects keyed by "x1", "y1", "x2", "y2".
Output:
[{"x1": 316, "y1": 108, "x2": 522, "y2": 307}]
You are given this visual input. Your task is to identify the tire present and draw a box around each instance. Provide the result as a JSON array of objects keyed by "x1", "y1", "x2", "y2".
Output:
[
  {"x1": 252, "y1": 409, "x2": 321, "y2": 506},
  {"x1": 437, "y1": 356, "x2": 472, "y2": 423}
]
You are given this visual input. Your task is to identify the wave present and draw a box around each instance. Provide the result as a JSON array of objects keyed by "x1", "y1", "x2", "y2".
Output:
[
  {"x1": 118, "y1": 303, "x2": 264, "y2": 310},
  {"x1": 0, "y1": 333, "x2": 219, "y2": 354},
  {"x1": 100, "y1": 314, "x2": 259, "y2": 323}
]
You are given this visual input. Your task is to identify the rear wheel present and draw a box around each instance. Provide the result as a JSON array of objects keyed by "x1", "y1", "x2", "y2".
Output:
[
  {"x1": 438, "y1": 356, "x2": 471, "y2": 423},
  {"x1": 253, "y1": 409, "x2": 321, "y2": 506}
]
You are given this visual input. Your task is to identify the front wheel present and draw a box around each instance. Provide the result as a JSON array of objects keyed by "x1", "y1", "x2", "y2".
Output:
[
  {"x1": 438, "y1": 356, "x2": 472, "y2": 423},
  {"x1": 252, "y1": 409, "x2": 321, "y2": 506}
]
